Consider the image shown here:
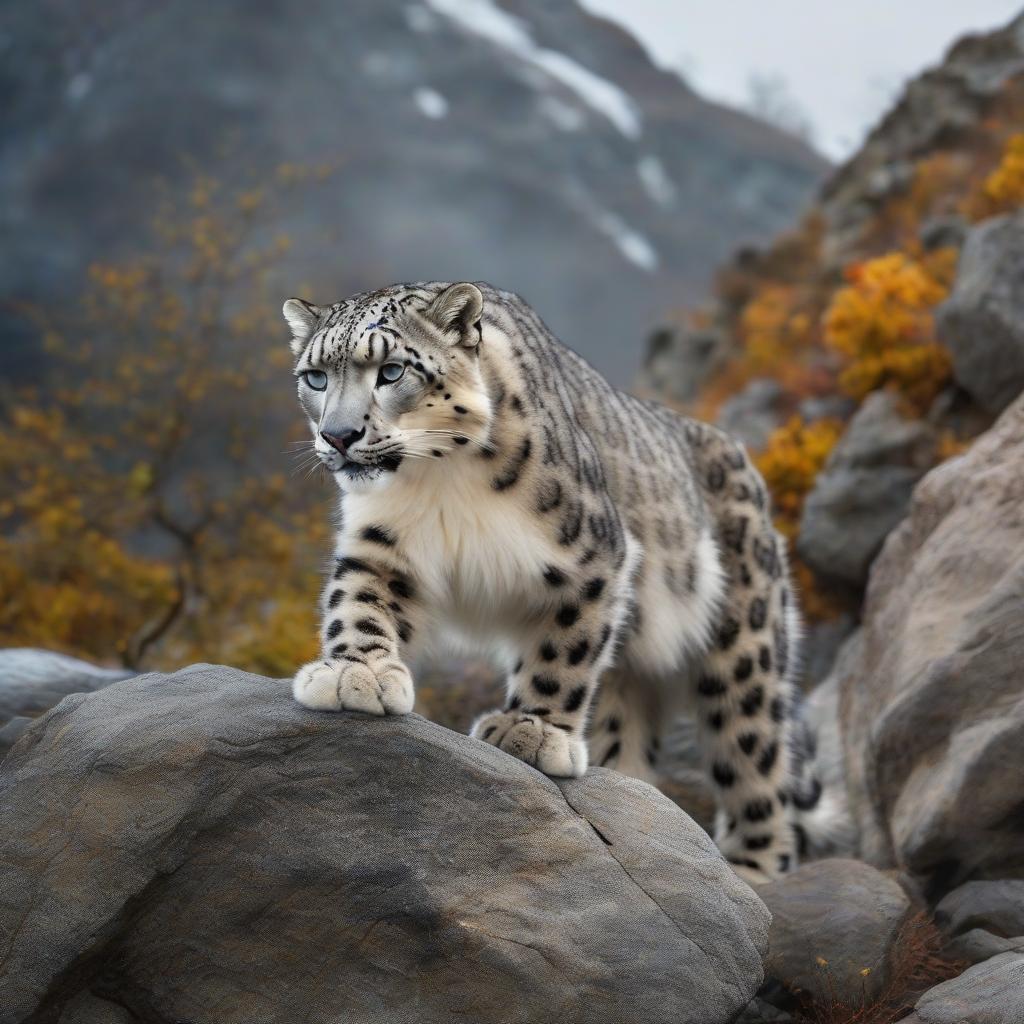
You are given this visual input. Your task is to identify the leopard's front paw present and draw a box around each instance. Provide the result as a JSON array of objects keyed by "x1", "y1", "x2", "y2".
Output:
[
  {"x1": 292, "y1": 657, "x2": 414, "y2": 716},
  {"x1": 471, "y1": 709, "x2": 588, "y2": 778}
]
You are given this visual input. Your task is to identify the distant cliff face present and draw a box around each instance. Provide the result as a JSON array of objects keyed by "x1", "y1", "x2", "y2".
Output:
[{"x1": 0, "y1": 0, "x2": 826, "y2": 384}]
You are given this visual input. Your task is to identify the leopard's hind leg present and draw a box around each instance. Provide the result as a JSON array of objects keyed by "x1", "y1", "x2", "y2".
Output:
[{"x1": 695, "y1": 507, "x2": 801, "y2": 885}]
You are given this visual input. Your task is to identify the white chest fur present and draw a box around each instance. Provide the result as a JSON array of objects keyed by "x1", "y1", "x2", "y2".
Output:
[{"x1": 340, "y1": 459, "x2": 563, "y2": 641}]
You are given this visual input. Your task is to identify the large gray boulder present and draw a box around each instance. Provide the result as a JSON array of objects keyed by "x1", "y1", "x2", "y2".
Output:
[
  {"x1": 902, "y1": 952, "x2": 1024, "y2": 1023},
  {"x1": 758, "y1": 859, "x2": 910, "y2": 1006},
  {"x1": 837, "y1": 394, "x2": 1024, "y2": 897},
  {"x1": 937, "y1": 210, "x2": 1024, "y2": 415},
  {"x1": 0, "y1": 665, "x2": 769, "y2": 1024},
  {"x1": 936, "y1": 881, "x2": 1024, "y2": 941},
  {"x1": 798, "y1": 390, "x2": 937, "y2": 589}
]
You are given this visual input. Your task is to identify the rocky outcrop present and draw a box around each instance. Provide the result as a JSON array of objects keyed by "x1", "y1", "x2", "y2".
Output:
[
  {"x1": 937, "y1": 210, "x2": 1024, "y2": 414},
  {"x1": 636, "y1": 322, "x2": 729, "y2": 406},
  {"x1": 836, "y1": 393, "x2": 1024, "y2": 896},
  {"x1": 0, "y1": 664, "x2": 769, "y2": 1024},
  {"x1": 820, "y1": 13, "x2": 1024, "y2": 266},
  {"x1": 901, "y1": 952, "x2": 1024, "y2": 1023},
  {"x1": 798, "y1": 391, "x2": 938, "y2": 589},
  {"x1": 757, "y1": 859, "x2": 911, "y2": 1006},
  {"x1": 716, "y1": 378, "x2": 785, "y2": 450}
]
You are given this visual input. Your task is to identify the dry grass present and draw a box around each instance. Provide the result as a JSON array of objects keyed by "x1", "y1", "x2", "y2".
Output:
[{"x1": 788, "y1": 913, "x2": 966, "y2": 1024}]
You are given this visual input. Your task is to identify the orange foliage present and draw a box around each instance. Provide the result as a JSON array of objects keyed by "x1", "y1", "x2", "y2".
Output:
[
  {"x1": 0, "y1": 173, "x2": 331, "y2": 673},
  {"x1": 755, "y1": 416, "x2": 847, "y2": 621},
  {"x1": 964, "y1": 132, "x2": 1024, "y2": 220},
  {"x1": 823, "y1": 250, "x2": 955, "y2": 411},
  {"x1": 756, "y1": 416, "x2": 844, "y2": 533}
]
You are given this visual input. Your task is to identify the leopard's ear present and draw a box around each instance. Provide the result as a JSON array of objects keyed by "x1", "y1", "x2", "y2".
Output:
[
  {"x1": 282, "y1": 298, "x2": 324, "y2": 355},
  {"x1": 422, "y1": 283, "x2": 484, "y2": 347}
]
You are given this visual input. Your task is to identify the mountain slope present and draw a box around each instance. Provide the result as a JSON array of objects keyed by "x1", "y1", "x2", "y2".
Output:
[{"x1": 0, "y1": 0, "x2": 827, "y2": 384}]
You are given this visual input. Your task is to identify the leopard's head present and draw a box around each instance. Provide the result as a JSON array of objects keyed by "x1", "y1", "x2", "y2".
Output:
[{"x1": 284, "y1": 282, "x2": 493, "y2": 492}]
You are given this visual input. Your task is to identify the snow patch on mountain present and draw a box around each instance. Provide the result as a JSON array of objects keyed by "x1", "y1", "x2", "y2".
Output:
[
  {"x1": 592, "y1": 210, "x2": 659, "y2": 270},
  {"x1": 414, "y1": 87, "x2": 449, "y2": 118},
  {"x1": 637, "y1": 155, "x2": 675, "y2": 206},
  {"x1": 539, "y1": 95, "x2": 585, "y2": 131},
  {"x1": 426, "y1": 0, "x2": 641, "y2": 138}
]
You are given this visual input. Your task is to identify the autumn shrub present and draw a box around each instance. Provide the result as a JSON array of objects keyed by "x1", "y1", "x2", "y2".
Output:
[
  {"x1": 964, "y1": 132, "x2": 1024, "y2": 220},
  {"x1": 755, "y1": 416, "x2": 844, "y2": 534},
  {"x1": 753, "y1": 416, "x2": 847, "y2": 620},
  {"x1": 0, "y1": 172, "x2": 330, "y2": 672},
  {"x1": 823, "y1": 249, "x2": 955, "y2": 412}
]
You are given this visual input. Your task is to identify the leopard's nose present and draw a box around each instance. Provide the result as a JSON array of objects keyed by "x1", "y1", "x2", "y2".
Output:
[{"x1": 320, "y1": 426, "x2": 365, "y2": 455}]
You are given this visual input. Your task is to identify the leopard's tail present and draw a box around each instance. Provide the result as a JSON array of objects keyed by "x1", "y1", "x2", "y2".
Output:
[{"x1": 786, "y1": 671, "x2": 858, "y2": 860}]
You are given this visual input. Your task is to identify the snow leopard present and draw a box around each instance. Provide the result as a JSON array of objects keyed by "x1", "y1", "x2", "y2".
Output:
[{"x1": 283, "y1": 280, "x2": 840, "y2": 883}]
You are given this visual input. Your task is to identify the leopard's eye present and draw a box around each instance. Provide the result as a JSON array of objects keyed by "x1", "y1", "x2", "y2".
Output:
[
  {"x1": 377, "y1": 362, "x2": 405, "y2": 386},
  {"x1": 302, "y1": 369, "x2": 328, "y2": 391}
]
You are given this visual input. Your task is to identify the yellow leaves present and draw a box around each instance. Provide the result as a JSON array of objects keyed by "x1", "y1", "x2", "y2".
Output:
[
  {"x1": 965, "y1": 132, "x2": 1024, "y2": 220},
  {"x1": 740, "y1": 285, "x2": 810, "y2": 372},
  {"x1": 189, "y1": 175, "x2": 218, "y2": 209},
  {"x1": 756, "y1": 416, "x2": 844, "y2": 526},
  {"x1": 824, "y1": 250, "x2": 953, "y2": 410},
  {"x1": 236, "y1": 189, "x2": 265, "y2": 213},
  {"x1": 755, "y1": 416, "x2": 849, "y2": 622},
  {"x1": 128, "y1": 461, "x2": 154, "y2": 495},
  {"x1": 42, "y1": 330, "x2": 64, "y2": 354}
]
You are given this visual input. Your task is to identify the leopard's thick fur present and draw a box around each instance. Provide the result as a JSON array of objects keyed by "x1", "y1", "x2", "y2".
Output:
[{"x1": 284, "y1": 281, "x2": 841, "y2": 883}]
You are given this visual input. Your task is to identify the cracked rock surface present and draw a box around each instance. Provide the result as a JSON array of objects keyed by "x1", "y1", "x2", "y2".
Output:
[{"x1": 0, "y1": 665, "x2": 768, "y2": 1024}]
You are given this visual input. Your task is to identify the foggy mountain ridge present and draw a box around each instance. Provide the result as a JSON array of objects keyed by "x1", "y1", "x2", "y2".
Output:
[{"x1": 0, "y1": 0, "x2": 829, "y2": 383}]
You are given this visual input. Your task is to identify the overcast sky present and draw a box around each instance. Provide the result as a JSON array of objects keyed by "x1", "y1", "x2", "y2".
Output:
[{"x1": 580, "y1": 1, "x2": 1023, "y2": 159}]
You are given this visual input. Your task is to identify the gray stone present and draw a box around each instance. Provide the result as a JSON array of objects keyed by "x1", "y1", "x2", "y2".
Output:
[
  {"x1": 56, "y1": 992, "x2": 137, "y2": 1024},
  {"x1": 637, "y1": 324, "x2": 729, "y2": 406},
  {"x1": 944, "y1": 929, "x2": 1024, "y2": 967},
  {"x1": 0, "y1": 647, "x2": 134, "y2": 725},
  {"x1": 798, "y1": 391, "x2": 938, "y2": 588},
  {"x1": 758, "y1": 859, "x2": 910, "y2": 1005},
  {"x1": 800, "y1": 614, "x2": 857, "y2": 690},
  {"x1": 0, "y1": 665, "x2": 769, "y2": 1024},
  {"x1": 716, "y1": 378, "x2": 785, "y2": 451},
  {"x1": 797, "y1": 394, "x2": 857, "y2": 425},
  {"x1": 735, "y1": 997, "x2": 795, "y2": 1023},
  {"x1": 937, "y1": 881, "x2": 1024, "y2": 939},
  {"x1": 0, "y1": 715, "x2": 32, "y2": 761},
  {"x1": 839, "y1": 394, "x2": 1024, "y2": 897},
  {"x1": 902, "y1": 952, "x2": 1024, "y2": 1023},
  {"x1": 919, "y1": 214, "x2": 967, "y2": 252},
  {"x1": 937, "y1": 210, "x2": 1024, "y2": 415}
]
